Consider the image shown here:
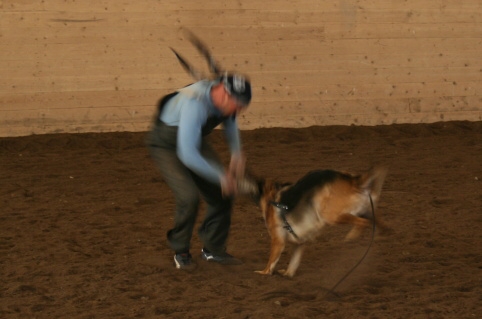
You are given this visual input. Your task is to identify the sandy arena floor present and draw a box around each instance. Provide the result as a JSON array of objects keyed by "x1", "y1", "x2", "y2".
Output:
[{"x1": 1, "y1": 121, "x2": 481, "y2": 318}]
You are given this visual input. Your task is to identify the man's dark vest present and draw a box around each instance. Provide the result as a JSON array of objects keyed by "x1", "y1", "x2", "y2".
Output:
[{"x1": 155, "y1": 91, "x2": 232, "y2": 136}]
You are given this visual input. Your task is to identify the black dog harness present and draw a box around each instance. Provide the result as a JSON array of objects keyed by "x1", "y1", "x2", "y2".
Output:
[{"x1": 270, "y1": 201, "x2": 299, "y2": 239}]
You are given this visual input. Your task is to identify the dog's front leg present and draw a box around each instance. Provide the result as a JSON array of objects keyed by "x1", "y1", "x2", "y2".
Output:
[
  {"x1": 278, "y1": 244, "x2": 305, "y2": 277},
  {"x1": 255, "y1": 236, "x2": 285, "y2": 275}
]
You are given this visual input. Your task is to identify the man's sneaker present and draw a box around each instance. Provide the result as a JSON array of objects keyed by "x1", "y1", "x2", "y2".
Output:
[
  {"x1": 201, "y1": 249, "x2": 243, "y2": 265},
  {"x1": 173, "y1": 253, "x2": 196, "y2": 271}
]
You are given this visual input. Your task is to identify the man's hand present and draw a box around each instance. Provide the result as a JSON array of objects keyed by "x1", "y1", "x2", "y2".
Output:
[
  {"x1": 229, "y1": 153, "x2": 246, "y2": 178},
  {"x1": 220, "y1": 153, "x2": 246, "y2": 197},
  {"x1": 220, "y1": 173, "x2": 237, "y2": 197}
]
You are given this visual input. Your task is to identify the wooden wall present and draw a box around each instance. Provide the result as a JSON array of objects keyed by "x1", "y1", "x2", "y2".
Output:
[{"x1": 1, "y1": 0, "x2": 481, "y2": 137}]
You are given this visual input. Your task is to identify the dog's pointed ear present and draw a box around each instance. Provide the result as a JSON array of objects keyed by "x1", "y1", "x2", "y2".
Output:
[{"x1": 360, "y1": 167, "x2": 387, "y2": 198}]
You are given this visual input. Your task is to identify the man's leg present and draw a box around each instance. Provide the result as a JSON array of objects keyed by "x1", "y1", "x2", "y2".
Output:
[
  {"x1": 147, "y1": 124, "x2": 199, "y2": 255},
  {"x1": 191, "y1": 141, "x2": 234, "y2": 255},
  {"x1": 193, "y1": 174, "x2": 233, "y2": 254}
]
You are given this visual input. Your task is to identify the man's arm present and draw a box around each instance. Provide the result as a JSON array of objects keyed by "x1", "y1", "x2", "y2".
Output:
[
  {"x1": 223, "y1": 116, "x2": 246, "y2": 179},
  {"x1": 176, "y1": 102, "x2": 224, "y2": 185}
]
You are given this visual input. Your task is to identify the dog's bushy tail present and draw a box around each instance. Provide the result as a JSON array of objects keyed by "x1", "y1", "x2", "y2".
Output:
[{"x1": 359, "y1": 167, "x2": 388, "y2": 201}]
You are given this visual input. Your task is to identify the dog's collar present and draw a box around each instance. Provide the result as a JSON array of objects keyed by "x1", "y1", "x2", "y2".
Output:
[
  {"x1": 270, "y1": 201, "x2": 289, "y2": 210},
  {"x1": 270, "y1": 201, "x2": 299, "y2": 239}
]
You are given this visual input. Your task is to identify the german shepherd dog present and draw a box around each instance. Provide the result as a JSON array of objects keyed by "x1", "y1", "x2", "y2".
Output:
[{"x1": 238, "y1": 167, "x2": 389, "y2": 277}]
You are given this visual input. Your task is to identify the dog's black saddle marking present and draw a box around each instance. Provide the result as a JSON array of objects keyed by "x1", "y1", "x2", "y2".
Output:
[
  {"x1": 277, "y1": 170, "x2": 341, "y2": 211},
  {"x1": 270, "y1": 170, "x2": 348, "y2": 240}
]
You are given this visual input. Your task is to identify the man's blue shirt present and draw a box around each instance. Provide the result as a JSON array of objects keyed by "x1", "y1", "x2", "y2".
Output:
[{"x1": 160, "y1": 80, "x2": 241, "y2": 184}]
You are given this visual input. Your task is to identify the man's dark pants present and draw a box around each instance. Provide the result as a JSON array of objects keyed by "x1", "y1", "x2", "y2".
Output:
[{"x1": 147, "y1": 122, "x2": 233, "y2": 255}]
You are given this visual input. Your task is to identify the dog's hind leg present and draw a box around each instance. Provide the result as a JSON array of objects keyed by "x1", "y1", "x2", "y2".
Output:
[
  {"x1": 333, "y1": 213, "x2": 370, "y2": 241},
  {"x1": 256, "y1": 237, "x2": 285, "y2": 275},
  {"x1": 359, "y1": 211, "x2": 392, "y2": 237},
  {"x1": 278, "y1": 244, "x2": 305, "y2": 277},
  {"x1": 345, "y1": 224, "x2": 366, "y2": 241}
]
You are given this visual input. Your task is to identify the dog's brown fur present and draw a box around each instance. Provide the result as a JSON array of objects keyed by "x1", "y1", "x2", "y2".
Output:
[{"x1": 238, "y1": 167, "x2": 389, "y2": 277}]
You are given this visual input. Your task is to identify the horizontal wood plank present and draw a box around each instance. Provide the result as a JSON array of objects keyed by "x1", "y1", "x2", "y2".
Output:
[
  {"x1": 2, "y1": 99, "x2": 480, "y2": 135},
  {"x1": 1, "y1": 0, "x2": 481, "y2": 136},
  {"x1": 3, "y1": 0, "x2": 481, "y2": 11}
]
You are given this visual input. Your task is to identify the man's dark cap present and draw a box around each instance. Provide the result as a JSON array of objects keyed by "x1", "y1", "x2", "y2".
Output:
[{"x1": 222, "y1": 73, "x2": 252, "y2": 106}]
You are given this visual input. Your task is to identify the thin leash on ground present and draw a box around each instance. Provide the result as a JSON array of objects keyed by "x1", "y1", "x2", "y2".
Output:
[{"x1": 324, "y1": 194, "x2": 376, "y2": 298}]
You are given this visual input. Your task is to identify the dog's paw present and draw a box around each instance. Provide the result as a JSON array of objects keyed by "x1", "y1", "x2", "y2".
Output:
[
  {"x1": 344, "y1": 228, "x2": 362, "y2": 241},
  {"x1": 277, "y1": 269, "x2": 294, "y2": 278},
  {"x1": 254, "y1": 270, "x2": 272, "y2": 275}
]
